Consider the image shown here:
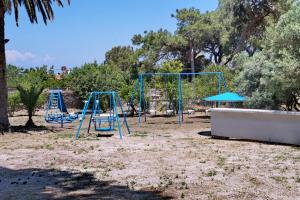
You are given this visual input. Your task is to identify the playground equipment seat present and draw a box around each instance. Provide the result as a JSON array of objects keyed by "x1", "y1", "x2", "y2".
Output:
[
  {"x1": 91, "y1": 100, "x2": 118, "y2": 131},
  {"x1": 75, "y1": 91, "x2": 130, "y2": 140},
  {"x1": 149, "y1": 109, "x2": 156, "y2": 116},
  {"x1": 166, "y1": 109, "x2": 174, "y2": 115},
  {"x1": 187, "y1": 109, "x2": 196, "y2": 115},
  {"x1": 45, "y1": 89, "x2": 78, "y2": 127}
]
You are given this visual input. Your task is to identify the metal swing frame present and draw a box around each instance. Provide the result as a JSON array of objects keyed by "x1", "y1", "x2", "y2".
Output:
[
  {"x1": 74, "y1": 91, "x2": 130, "y2": 140},
  {"x1": 44, "y1": 89, "x2": 78, "y2": 127},
  {"x1": 130, "y1": 72, "x2": 228, "y2": 127}
]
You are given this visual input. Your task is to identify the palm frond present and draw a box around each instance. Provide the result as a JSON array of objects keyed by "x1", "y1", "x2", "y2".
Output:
[
  {"x1": 17, "y1": 84, "x2": 44, "y2": 114},
  {"x1": 13, "y1": 0, "x2": 20, "y2": 26},
  {"x1": 7, "y1": 0, "x2": 70, "y2": 26}
]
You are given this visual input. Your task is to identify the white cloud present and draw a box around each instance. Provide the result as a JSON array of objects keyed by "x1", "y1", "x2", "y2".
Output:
[
  {"x1": 43, "y1": 55, "x2": 53, "y2": 62},
  {"x1": 5, "y1": 49, "x2": 55, "y2": 67},
  {"x1": 6, "y1": 50, "x2": 36, "y2": 63}
]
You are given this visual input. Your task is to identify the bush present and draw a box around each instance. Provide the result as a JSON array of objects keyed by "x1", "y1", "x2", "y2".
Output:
[
  {"x1": 17, "y1": 84, "x2": 44, "y2": 127},
  {"x1": 234, "y1": 4, "x2": 300, "y2": 111},
  {"x1": 36, "y1": 92, "x2": 48, "y2": 109},
  {"x1": 8, "y1": 92, "x2": 22, "y2": 117},
  {"x1": 67, "y1": 62, "x2": 130, "y2": 110}
]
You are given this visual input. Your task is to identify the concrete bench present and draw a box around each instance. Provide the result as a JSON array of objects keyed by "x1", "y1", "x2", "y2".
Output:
[{"x1": 210, "y1": 108, "x2": 300, "y2": 145}]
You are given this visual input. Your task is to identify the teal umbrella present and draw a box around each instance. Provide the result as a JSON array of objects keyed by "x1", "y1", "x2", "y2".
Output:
[{"x1": 204, "y1": 92, "x2": 246, "y2": 102}]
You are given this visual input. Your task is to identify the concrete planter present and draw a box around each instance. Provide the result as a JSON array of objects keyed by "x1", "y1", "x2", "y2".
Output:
[{"x1": 210, "y1": 108, "x2": 300, "y2": 145}]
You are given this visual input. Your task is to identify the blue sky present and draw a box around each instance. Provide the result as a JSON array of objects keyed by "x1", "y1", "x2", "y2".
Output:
[{"x1": 5, "y1": 0, "x2": 218, "y2": 69}]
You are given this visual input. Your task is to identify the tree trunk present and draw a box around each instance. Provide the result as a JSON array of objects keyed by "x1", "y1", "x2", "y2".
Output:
[
  {"x1": 25, "y1": 112, "x2": 35, "y2": 128},
  {"x1": 190, "y1": 42, "x2": 195, "y2": 75},
  {"x1": 0, "y1": 4, "x2": 9, "y2": 131}
]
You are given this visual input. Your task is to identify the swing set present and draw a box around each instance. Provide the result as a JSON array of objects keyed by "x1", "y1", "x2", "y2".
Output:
[
  {"x1": 129, "y1": 72, "x2": 228, "y2": 127},
  {"x1": 74, "y1": 91, "x2": 130, "y2": 140}
]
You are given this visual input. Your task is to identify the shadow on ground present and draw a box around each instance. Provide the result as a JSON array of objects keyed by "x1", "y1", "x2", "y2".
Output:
[
  {"x1": 8, "y1": 125, "x2": 51, "y2": 133},
  {"x1": 0, "y1": 167, "x2": 172, "y2": 200},
  {"x1": 197, "y1": 130, "x2": 211, "y2": 137},
  {"x1": 198, "y1": 131, "x2": 300, "y2": 147},
  {"x1": 188, "y1": 116, "x2": 210, "y2": 119}
]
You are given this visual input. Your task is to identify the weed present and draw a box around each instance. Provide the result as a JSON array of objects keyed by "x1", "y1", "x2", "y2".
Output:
[
  {"x1": 50, "y1": 132, "x2": 73, "y2": 140},
  {"x1": 159, "y1": 175, "x2": 173, "y2": 188},
  {"x1": 216, "y1": 156, "x2": 226, "y2": 166},
  {"x1": 293, "y1": 156, "x2": 300, "y2": 162},
  {"x1": 271, "y1": 176, "x2": 288, "y2": 184},
  {"x1": 114, "y1": 162, "x2": 126, "y2": 170},
  {"x1": 274, "y1": 154, "x2": 289, "y2": 162},
  {"x1": 181, "y1": 193, "x2": 185, "y2": 199},
  {"x1": 131, "y1": 131, "x2": 148, "y2": 137},
  {"x1": 207, "y1": 170, "x2": 217, "y2": 177},
  {"x1": 179, "y1": 181, "x2": 188, "y2": 189},
  {"x1": 127, "y1": 180, "x2": 136, "y2": 189},
  {"x1": 249, "y1": 177, "x2": 262, "y2": 186},
  {"x1": 44, "y1": 143, "x2": 54, "y2": 150}
]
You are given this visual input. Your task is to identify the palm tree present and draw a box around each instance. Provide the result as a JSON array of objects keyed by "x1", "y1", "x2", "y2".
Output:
[
  {"x1": 0, "y1": 0, "x2": 70, "y2": 130},
  {"x1": 17, "y1": 84, "x2": 44, "y2": 127}
]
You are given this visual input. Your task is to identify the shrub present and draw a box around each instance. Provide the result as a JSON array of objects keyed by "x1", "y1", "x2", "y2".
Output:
[{"x1": 8, "y1": 92, "x2": 22, "y2": 117}]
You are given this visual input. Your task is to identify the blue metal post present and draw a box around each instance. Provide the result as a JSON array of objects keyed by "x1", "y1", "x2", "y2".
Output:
[
  {"x1": 125, "y1": 80, "x2": 139, "y2": 117},
  {"x1": 221, "y1": 73, "x2": 229, "y2": 92},
  {"x1": 74, "y1": 93, "x2": 93, "y2": 140},
  {"x1": 218, "y1": 73, "x2": 221, "y2": 107},
  {"x1": 180, "y1": 75, "x2": 184, "y2": 122},
  {"x1": 44, "y1": 90, "x2": 53, "y2": 121},
  {"x1": 113, "y1": 92, "x2": 123, "y2": 139},
  {"x1": 178, "y1": 74, "x2": 182, "y2": 126},
  {"x1": 116, "y1": 94, "x2": 131, "y2": 134},
  {"x1": 87, "y1": 94, "x2": 96, "y2": 134},
  {"x1": 58, "y1": 90, "x2": 64, "y2": 128},
  {"x1": 138, "y1": 74, "x2": 143, "y2": 127}
]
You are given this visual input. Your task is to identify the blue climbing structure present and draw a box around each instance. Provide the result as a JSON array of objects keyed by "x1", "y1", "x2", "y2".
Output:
[
  {"x1": 74, "y1": 91, "x2": 130, "y2": 140},
  {"x1": 45, "y1": 89, "x2": 78, "y2": 127}
]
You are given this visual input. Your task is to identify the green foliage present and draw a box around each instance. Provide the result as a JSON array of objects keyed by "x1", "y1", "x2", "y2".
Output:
[
  {"x1": 159, "y1": 60, "x2": 183, "y2": 73},
  {"x1": 132, "y1": 29, "x2": 179, "y2": 71},
  {"x1": 173, "y1": 8, "x2": 226, "y2": 65},
  {"x1": 68, "y1": 62, "x2": 129, "y2": 101},
  {"x1": 5, "y1": 0, "x2": 299, "y2": 115},
  {"x1": 37, "y1": 92, "x2": 48, "y2": 109},
  {"x1": 21, "y1": 66, "x2": 51, "y2": 87},
  {"x1": 8, "y1": 65, "x2": 63, "y2": 89},
  {"x1": 105, "y1": 46, "x2": 137, "y2": 71},
  {"x1": 218, "y1": 0, "x2": 294, "y2": 57},
  {"x1": 235, "y1": 3, "x2": 300, "y2": 111},
  {"x1": 7, "y1": 65, "x2": 23, "y2": 88},
  {"x1": 17, "y1": 83, "x2": 44, "y2": 127},
  {"x1": 203, "y1": 65, "x2": 235, "y2": 91},
  {"x1": 14, "y1": 67, "x2": 47, "y2": 126},
  {"x1": 7, "y1": 92, "x2": 21, "y2": 117}
]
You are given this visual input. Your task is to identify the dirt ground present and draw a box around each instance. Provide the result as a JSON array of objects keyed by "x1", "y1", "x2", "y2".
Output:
[{"x1": 0, "y1": 110, "x2": 299, "y2": 200}]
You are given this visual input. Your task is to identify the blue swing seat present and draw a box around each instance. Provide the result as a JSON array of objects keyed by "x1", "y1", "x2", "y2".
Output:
[{"x1": 93, "y1": 113, "x2": 117, "y2": 131}]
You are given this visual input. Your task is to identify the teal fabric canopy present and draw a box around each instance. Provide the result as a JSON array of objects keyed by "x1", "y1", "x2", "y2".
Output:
[{"x1": 204, "y1": 92, "x2": 246, "y2": 102}]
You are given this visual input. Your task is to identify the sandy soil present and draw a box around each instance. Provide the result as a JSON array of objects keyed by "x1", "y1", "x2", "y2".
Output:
[{"x1": 0, "y1": 111, "x2": 299, "y2": 199}]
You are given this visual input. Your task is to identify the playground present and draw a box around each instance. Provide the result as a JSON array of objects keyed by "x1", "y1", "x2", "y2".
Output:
[
  {"x1": 1, "y1": 1, "x2": 300, "y2": 199},
  {"x1": 0, "y1": 110, "x2": 299, "y2": 199}
]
